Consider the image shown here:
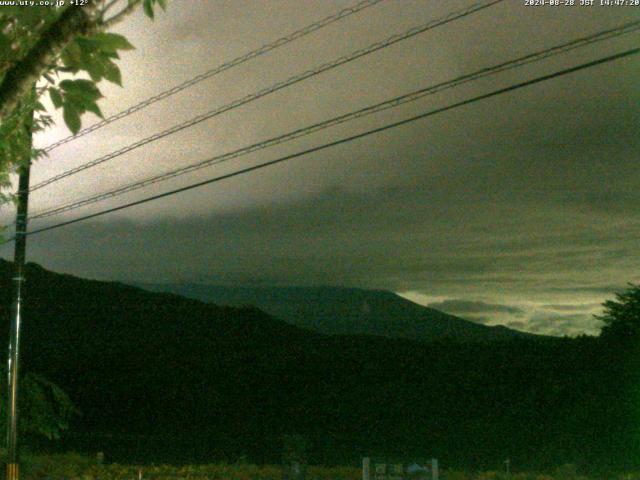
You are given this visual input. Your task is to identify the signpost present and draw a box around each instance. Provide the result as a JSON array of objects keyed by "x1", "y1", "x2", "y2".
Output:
[{"x1": 362, "y1": 458, "x2": 438, "y2": 480}]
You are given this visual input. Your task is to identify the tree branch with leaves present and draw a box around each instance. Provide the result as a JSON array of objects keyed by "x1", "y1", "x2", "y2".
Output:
[{"x1": 0, "y1": 0, "x2": 168, "y2": 201}]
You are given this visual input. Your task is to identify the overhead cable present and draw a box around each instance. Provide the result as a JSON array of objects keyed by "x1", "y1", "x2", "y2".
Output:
[
  {"x1": 27, "y1": 20, "x2": 640, "y2": 221},
  {"x1": 41, "y1": 0, "x2": 388, "y2": 153},
  {"x1": 29, "y1": 0, "x2": 504, "y2": 192},
  {"x1": 17, "y1": 46, "x2": 639, "y2": 239}
]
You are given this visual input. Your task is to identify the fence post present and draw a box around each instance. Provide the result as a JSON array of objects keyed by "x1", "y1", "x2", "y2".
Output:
[
  {"x1": 431, "y1": 459, "x2": 438, "y2": 480},
  {"x1": 362, "y1": 457, "x2": 370, "y2": 480}
]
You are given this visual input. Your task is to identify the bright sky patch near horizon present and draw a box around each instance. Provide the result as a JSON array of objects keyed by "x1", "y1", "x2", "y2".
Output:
[{"x1": 1, "y1": 0, "x2": 639, "y2": 337}]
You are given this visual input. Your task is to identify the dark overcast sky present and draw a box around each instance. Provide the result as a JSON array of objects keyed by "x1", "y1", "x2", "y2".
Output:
[{"x1": 1, "y1": 0, "x2": 639, "y2": 336}]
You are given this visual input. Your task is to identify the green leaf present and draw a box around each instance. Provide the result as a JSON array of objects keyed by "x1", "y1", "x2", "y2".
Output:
[
  {"x1": 62, "y1": 104, "x2": 81, "y2": 135},
  {"x1": 81, "y1": 51, "x2": 106, "y2": 82},
  {"x1": 89, "y1": 32, "x2": 135, "y2": 52},
  {"x1": 59, "y1": 78, "x2": 96, "y2": 92},
  {"x1": 49, "y1": 88, "x2": 63, "y2": 108},
  {"x1": 76, "y1": 36, "x2": 99, "y2": 53},
  {"x1": 85, "y1": 66, "x2": 103, "y2": 83},
  {"x1": 102, "y1": 50, "x2": 120, "y2": 59},
  {"x1": 59, "y1": 79, "x2": 102, "y2": 102},
  {"x1": 60, "y1": 40, "x2": 82, "y2": 70},
  {"x1": 31, "y1": 147, "x2": 48, "y2": 161},
  {"x1": 143, "y1": 0, "x2": 155, "y2": 19},
  {"x1": 65, "y1": 92, "x2": 104, "y2": 116},
  {"x1": 157, "y1": 0, "x2": 168, "y2": 11},
  {"x1": 102, "y1": 60, "x2": 122, "y2": 86},
  {"x1": 84, "y1": 101, "x2": 104, "y2": 119}
]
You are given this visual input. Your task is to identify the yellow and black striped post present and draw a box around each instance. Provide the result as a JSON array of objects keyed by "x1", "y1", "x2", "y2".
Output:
[{"x1": 6, "y1": 462, "x2": 19, "y2": 480}]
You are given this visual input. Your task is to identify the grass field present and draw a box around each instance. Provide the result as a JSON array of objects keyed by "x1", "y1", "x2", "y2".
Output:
[
  {"x1": 15, "y1": 453, "x2": 640, "y2": 480},
  {"x1": 22, "y1": 454, "x2": 360, "y2": 480}
]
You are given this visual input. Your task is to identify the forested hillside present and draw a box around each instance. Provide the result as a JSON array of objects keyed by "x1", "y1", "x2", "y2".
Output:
[{"x1": 0, "y1": 260, "x2": 637, "y2": 472}]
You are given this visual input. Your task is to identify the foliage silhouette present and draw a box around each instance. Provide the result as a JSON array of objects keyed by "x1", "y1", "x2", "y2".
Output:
[{"x1": 598, "y1": 284, "x2": 640, "y2": 342}]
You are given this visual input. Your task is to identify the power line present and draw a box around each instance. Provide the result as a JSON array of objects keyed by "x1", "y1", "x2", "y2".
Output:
[
  {"x1": 29, "y1": 0, "x2": 504, "y2": 192},
  {"x1": 27, "y1": 20, "x2": 640, "y2": 222},
  {"x1": 41, "y1": 0, "x2": 387, "y2": 153},
  {"x1": 16, "y1": 46, "x2": 639, "y2": 240},
  {"x1": 1, "y1": 0, "x2": 385, "y2": 165},
  {"x1": 6, "y1": 0, "x2": 377, "y2": 139}
]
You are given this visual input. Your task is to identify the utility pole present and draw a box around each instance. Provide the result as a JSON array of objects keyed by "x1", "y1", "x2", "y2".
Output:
[{"x1": 6, "y1": 97, "x2": 34, "y2": 480}]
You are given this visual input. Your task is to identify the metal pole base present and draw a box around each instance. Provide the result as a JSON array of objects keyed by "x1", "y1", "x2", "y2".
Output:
[{"x1": 6, "y1": 463, "x2": 19, "y2": 480}]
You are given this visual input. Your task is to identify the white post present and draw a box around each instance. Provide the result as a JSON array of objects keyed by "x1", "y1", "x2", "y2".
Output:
[
  {"x1": 363, "y1": 457, "x2": 371, "y2": 480},
  {"x1": 431, "y1": 459, "x2": 438, "y2": 480}
]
